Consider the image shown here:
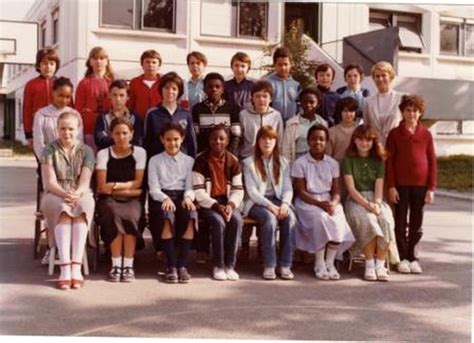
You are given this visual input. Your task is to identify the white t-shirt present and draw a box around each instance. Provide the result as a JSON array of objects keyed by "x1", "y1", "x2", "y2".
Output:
[
  {"x1": 142, "y1": 79, "x2": 155, "y2": 89},
  {"x1": 96, "y1": 146, "x2": 147, "y2": 170}
]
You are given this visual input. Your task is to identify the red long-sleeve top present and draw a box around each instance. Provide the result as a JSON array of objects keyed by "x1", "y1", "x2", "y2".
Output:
[
  {"x1": 22, "y1": 76, "x2": 55, "y2": 139},
  {"x1": 75, "y1": 76, "x2": 111, "y2": 134},
  {"x1": 386, "y1": 121, "x2": 437, "y2": 191},
  {"x1": 127, "y1": 74, "x2": 161, "y2": 120}
]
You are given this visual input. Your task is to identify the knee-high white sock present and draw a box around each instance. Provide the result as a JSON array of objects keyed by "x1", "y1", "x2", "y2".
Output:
[
  {"x1": 54, "y1": 223, "x2": 71, "y2": 280},
  {"x1": 315, "y1": 248, "x2": 326, "y2": 268},
  {"x1": 325, "y1": 246, "x2": 338, "y2": 267},
  {"x1": 71, "y1": 222, "x2": 88, "y2": 280}
]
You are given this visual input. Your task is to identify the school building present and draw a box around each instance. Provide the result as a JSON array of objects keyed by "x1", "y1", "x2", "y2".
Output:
[{"x1": 2, "y1": 1, "x2": 473, "y2": 155}]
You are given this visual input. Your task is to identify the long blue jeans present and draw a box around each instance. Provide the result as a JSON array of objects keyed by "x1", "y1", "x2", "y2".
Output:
[{"x1": 248, "y1": 197, "x2": 296, "y2": 268}]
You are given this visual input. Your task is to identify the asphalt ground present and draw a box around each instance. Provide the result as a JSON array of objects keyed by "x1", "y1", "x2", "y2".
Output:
[{"x1": 0, "y1": 158, "x2": 472, "y2": 342}]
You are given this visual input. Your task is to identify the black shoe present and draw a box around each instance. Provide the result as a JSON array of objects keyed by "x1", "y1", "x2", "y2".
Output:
[
  {"x1": 178, "y1": 267, "x2": 191, "y2": 283},
  {"x1": 165, "y1": 268, "x2": 178, "y2": 283},
  {"x1": 108, "y1": 266, "x2": 122, "y2": 282},
  {"x1": 121, "y1": 266, "x2": 135, "y2": 282}
]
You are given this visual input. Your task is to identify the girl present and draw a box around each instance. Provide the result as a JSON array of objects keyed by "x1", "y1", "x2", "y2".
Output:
[
  {"x1": 326, "y1": 97, "x2": 359, "y2": 164},
  {"x1": 23, "y1": 47, "x2": 60, "y2": 149},
  {"x1": 96, "y1": 117, "x2": 146, "y2": 283},
  {"x1": 143, "y1": 72, "x2": 197, "y2": 159},
  {"x1": 33, "y1": 77, "x2": 82, "y2": 158},
  {"x1": 193, "y1": 125, "x2": 244, "y2": 281},
  {"x1": 148, "y1": 123, "x2": 197, "y2": 283},
  {"x1": 363, "y1": 61, "x2": 404, "y2": 145},
  {"x1": 75, "y1": 46, "x2": 114, "y2": 151},
  {"x1": 386, "y1": 95, "x2": 437, "y2": 275},
  {"x1": 291, "y1": 124, "x2": 354, "y2": 280},
  {"x1": 94, "y1": 79, "x2": 144, "y2": 150},
  {"x1": 40, "y1": 112, "x2": 95, "y2": 290},
  {"x1": 343, "y1": 125, "x2": 399, "y2": 281},
  {"x1": 282, "y1": 87, "x2": 327, "y2": 163},
  {"x1": 243, "y1": 126, "x2": 296, "y2": 280},
  {"x1": 336, "y1": 64, "x2": 370, "y2": 122}
]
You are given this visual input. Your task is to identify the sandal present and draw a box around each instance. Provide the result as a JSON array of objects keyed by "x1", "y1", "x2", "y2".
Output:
[
  {"x1": 71, "y1": 261, "x2": 85, "y2": 289},
  {"x1": 57, "y1": 262, "x2": 71, "y2": 290}
]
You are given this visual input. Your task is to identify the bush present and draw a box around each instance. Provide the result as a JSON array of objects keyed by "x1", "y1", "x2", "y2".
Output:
[{"x1": 437, "y1": 155, "x2": 473, "y2": 192}]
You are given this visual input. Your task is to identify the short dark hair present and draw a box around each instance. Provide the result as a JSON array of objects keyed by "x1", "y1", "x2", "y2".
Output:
[
  {"x1": 307, "y1": 124, "x2": 329, "y2": 142},
  {"x1": 272, "y1": 47, "x2": 292, "y2": 65},
  {"x1": 53, "y1": 77, "x2": 73, "y2": 91},
  {"x1": 35, "y1": 47, "x2": 60, "y2": 73},
  {"x1": 208, "y1": 123, "x2": 230, "y2": 141},
  {"x1": 140, "y1": 49, "x2": 162, "y2": 66},
  {"x1": 110, "y1": 117, "x2": 134, "y2": 133},
  {"x1": 399, "y1": 94, "x2": 426, "y2": 115},
  {"x1": 109, "y1": 79, "x2": 129, "y2": 94},
  {"x1": 204, "y1": 72, "x2": 225, "y2": 87},
  {"x1": 334, "y1": 97, "x2": 359, "y2": 124},
  {"x1": 160, "y1": 122, "x2": 185, "y2": 138},
  {"x1": 251, "y1": 80, "x2": 273, "y2": 97},
  {"x1": 299, "y1": 87, "x2": 323, "y2": 107},
  {"x1": 187, "y1": 51, "x2": 208, "y2": 66},
  {"x1": 344, "y1": 64, "x2": 365, "y2": 79},
  {"x1": 159, "y1": 72, "x2": 184, "y2": 99},
  {"x1": 230, "y1": 52, "x2": 251, "y2": 69},
  {"x1": 315, "y1": 63, "x2": 336, "y2": 80}
]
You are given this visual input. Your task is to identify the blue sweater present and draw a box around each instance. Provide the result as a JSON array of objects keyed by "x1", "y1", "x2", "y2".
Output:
[
  {"x1": 266, "y1": 73, "x2": 301, "y2": 123},
  {"x1": 143, "y1": 105, "x2": 197, "y2": 159}
]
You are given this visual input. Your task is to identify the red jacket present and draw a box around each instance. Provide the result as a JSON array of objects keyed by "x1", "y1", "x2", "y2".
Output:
[
  {"x1": 22, "y1": 76, "x2": 55, "y2": 139},
  {"x1": 386, "y1": 121, "x2": 437, "y2": 191},
  {"x1": 75, "y1": 76, "x2": 111, "y2": 134},
  {"x1": 127, "y1": 74, "x2": 161, "y2": 120}
]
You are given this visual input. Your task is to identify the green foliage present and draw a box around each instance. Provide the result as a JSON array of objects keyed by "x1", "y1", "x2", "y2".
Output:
[{"x1": 437, "y1": 155, "x2": 473, "y2": 192}]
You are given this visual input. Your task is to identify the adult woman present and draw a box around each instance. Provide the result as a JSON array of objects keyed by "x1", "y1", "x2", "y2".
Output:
[
  {"x1": 40, "y1": 111, "x2": 95, "y2": 290},
  {"x1": 96, "y1": 117, "x2": 146, "y2": 282}
]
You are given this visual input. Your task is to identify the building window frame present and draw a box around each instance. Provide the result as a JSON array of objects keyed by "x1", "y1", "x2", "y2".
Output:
[
  {"x1": 40, "y1": 20, "x2": 47, "y2": 48},
  {"x1": 440, "y1": 17, "x2": 474, "y2": 57},
  {"x1": 231, "y1": 0, "x2": 268, "y2": 39},
  {"x1": 52, "y1": 8, "x2": 59, "y2": 45}
]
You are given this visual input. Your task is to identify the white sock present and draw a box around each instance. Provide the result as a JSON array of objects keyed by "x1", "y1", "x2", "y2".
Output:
[
  {"x1": 112, "y1": 256, "x2": 122, "y2": 268},
  {"x1": 54, "y1": 223, "x2": 71, "y2": 280},
  {"x1": 123, "y1": 257, "x2": 134, "y2": 268},
  {"x1": 365, "y1": 259, "x2": 375, "y2": 269},
  {"x1": 315, "y1": 248, "x2": 326, "y2": 268},
  {"x1": 375, "y1": 258, "x2": 385, "y2": 269},
  {"x1": 71, "y1": 222, "x2": 88, "y2": 280},
  {"x1": 325, "y1": 246, "x2": 338, "y2": 267}
]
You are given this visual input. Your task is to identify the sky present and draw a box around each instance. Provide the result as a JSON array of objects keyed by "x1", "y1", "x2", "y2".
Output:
[{"x1": 0, "y1": 0, "x2": 35, "y2": 21}]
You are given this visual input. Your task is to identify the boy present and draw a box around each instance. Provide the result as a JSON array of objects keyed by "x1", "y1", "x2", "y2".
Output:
[
  {"x1": 193, "y1": 72, "x2": 241, "y2": 155},
  {"x1": 225, "y1": 52, "x2": 254, "y2": 111},
  {"x1": 266, "y1": 47, "x2": 300, "y2": 123},
  {"x1": 336, "y1": 64, "x2": 370, "y2": 122},
  {"x1": 182, "y1": 51, "x2": 207, "y2": 111},
  {"x1": 315, "y1": 63, "x2": 341, "y2": 127},
  {"x1": 128, "y1": 50, "x2": 162, "y2": 121}
]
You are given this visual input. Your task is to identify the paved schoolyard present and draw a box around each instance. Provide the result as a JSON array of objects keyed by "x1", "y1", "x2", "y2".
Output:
[{"x1": 0, "y1": 157, "x2": 471, "y2": 341}]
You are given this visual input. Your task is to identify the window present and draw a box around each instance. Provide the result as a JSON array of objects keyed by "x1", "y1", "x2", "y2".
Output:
[
  {"x1": 52, "y1": 9, "x2": 59, "y2": 44},
  {"x1": 369, "y1": 9, "x2": 424, "y2": 53},
  {"x1": 440, "y1": 18, "x2": 474, "y2": 57},
  {"x1": 100, "y1": 0, "x2": 175, "y2": 32},
  {"x1": 40, "y1": 21, "x2": 46, "y2": 48},
  {"x1": 232, "y1": 1, "x2": 268, "y2": 38}
]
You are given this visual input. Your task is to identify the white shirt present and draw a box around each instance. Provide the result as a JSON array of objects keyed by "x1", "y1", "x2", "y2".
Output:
[{"x1": 96, "y1": 146, "x2": 146, "y2": 170}]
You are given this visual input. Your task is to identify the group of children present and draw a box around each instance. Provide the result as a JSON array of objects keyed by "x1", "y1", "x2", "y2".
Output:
[{"x1": 26, "y1": 45, "x2": 436, "y2": 289}]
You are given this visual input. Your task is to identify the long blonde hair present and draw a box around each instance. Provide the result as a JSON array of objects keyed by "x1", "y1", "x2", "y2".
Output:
[{"x1": 85, "y1": 46, "x2": 114, "y2": 81}]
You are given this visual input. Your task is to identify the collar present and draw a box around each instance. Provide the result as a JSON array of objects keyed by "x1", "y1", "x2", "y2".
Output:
[
  {"x1": 107, "y1": 108, "x2": 131, "y2": 120},
  {"x1": 248, "y1": 106, "x2": 274, "y2": 116},
  {"x1": 163, "y1": 150, "x2": 182, "y2": 161},
  {"x1": 305, "y1": 153, "x2": 328, "y2": 164},
  {"x1": 204, "y1": 98, "x2": 225, "y2": 111},
  {"x1": 188, "y1": 76, "x2": 204, "y2": 85}
]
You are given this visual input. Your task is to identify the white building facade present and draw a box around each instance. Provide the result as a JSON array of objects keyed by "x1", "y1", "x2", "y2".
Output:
[{"x1": 4, "y1": 0, "x2": 474, "y2": 155}]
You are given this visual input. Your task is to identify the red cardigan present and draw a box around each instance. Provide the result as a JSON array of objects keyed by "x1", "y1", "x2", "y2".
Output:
[
  {"x1": 127, "y1": 74, "x2": 161, "y2": 120},
  {"x1": 386, "y1": 121, "x2": 437, "y2": 191},
  {"x1": 22, "y1": 76, "x2": 55, "y2": 139},
  {"x1": 75, "y1": 76, "x2": 111, "y2": 134}
]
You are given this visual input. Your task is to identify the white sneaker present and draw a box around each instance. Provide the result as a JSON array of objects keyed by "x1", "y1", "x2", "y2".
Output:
[
  {"x1": 327, "y1": 264, "x2": 340, "y2": 280},
  {"x1": 397, "y1": 259, "x2": 411, "y2": 274},
  {"x1": 225, "y1": 267, "x2": 239, "y2": 281},
  {"x1": 213, "y1": 267, "x2": 227, "y2": 281},
  {"x1": 314, "y1": 265, "x2": 329, "y2": 280},
  {"x1": 409, "y1": 260, "x2": 423, "y2": 274},
  {"x1": 364, "y1": 266, "x2": 377, "y2": 281},
  {"x1": 279, "y1": 267, "x2": 294, "y2": 280},
  {"x1": 376, "y1": 266, "x2": 389, "y2": 281},
  {"x1": 263, "y1": 267, "x2": 276, "y2": 280}
]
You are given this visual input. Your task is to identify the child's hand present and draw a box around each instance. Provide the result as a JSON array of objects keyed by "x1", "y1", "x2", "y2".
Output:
[
  {"x1": 278, "y1": 203, "x2": 289, "y2": 220},
  {"x1": 368, "y1": 202, "x2": 381, "y2": 215},
  {"x1": 223, "y1": 204, "x2": 234, "y2": 222},
  {"x1": 424, "y1": 190, "x2": 434, "y2": 204},
  {"x1": 181, "y1": 197, "x2": 196, "y2": 211},
  {"x1": 268, "y1": 204, "x2": 280, "y2": 217},
  {"x1": 162, "y1": 198, "x2": 176, "y2": 212},
  {"x1": 388, "y1": 187, "x2": 399, "y2": 204}
]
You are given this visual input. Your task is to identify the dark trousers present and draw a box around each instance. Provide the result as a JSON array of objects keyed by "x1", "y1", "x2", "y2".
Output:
[{"x1": 394, "y1": 186, "x2": 427, "y2": 262}]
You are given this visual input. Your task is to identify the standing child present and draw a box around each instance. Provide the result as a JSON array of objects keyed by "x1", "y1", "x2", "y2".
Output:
[
  {"x1": 315, "y1": 63, "x2": 341, "y2": 127},
  {"x1": 343, "y1": 125, "x2": 399, "y2": 281},
  {"x1": 225, "y1": 52, "x2": 254, "y2": 111},
  {"x1": 193, "y1": 125, "x2": 244, "y2": 281},
  {"x1": 386, "y1": 95, "x2": 436, "y2": 275},
  {"x1": 181, "y1": 51, "x2": 207, "y2": 111},
  {"x1": 239, "y1": 81, "x2": 283, "y2": 159},
  {"x1": 292, "y1": 124, "x2": 354, "y2": 280},
  {"x1": 128, "y1": 50, "x2": 162, "y2": 121},
  {"x1": 148, "y1": 123, "x2": 197, "y2": 283},
  {"x1": 326, "y1": 97, "x2": 359, "y2": 164},
  {"x1": 336, "y1": 64, "x2": 370, "y2": 122},
  {"x1": 23, "y1": 47, "x2": 60, "y2": 149},
  {"x1": 94, "y1": 79, "x2": 144, "y2": 150},
  {"x1": 143, "y1": 72, "x2": 196, "y2": 158},
  {"x1": 282, "y1": 87, "x2": 327, "y2": 163},
  {"x1": 75, "y1": 46, "x2": 114, "y2": 151},
  {"x1": 193, "y1": 72, "x2": 241, "y2": 155},
  {"x1": 266, "y1": 47, "x2": 301, "y2": 124}
]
